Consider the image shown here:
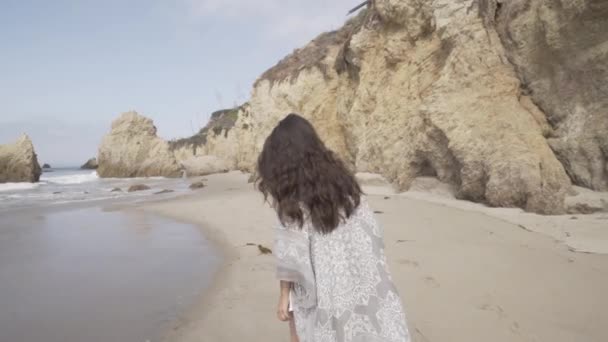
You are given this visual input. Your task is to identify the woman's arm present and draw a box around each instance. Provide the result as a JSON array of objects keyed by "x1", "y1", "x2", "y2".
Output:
[
  {"x1": 274, "y1": 219, "x2": 316, "y2": 317},
  {"x1": 280, "y1": 280, "x2": 292, "y2": 295},
  {"x1": 277, "y1": 280, "x2": 292, "y2": 321}
]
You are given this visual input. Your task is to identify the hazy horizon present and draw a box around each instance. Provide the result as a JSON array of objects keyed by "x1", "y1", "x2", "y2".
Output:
[{"x1": 1, "y1": 0, "x2": 357, "y2": 166}]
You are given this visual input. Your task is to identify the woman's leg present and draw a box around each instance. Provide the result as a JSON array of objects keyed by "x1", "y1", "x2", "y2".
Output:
[{"x1": 289, "y1": 312, "x2": 299, "y2": 342}]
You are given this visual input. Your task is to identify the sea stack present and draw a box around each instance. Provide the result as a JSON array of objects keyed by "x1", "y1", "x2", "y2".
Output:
[
  {"x1": 97, "y1": 111, "x2": 181, "y2": 178},
  {"x1": 0, "y1": 134, "x2": 42, "y2": 183}
]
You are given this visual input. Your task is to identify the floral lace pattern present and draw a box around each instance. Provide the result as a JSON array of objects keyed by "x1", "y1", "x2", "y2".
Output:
[{"x1": 274, "y1": 198, "x2": 410, "y2": 342}]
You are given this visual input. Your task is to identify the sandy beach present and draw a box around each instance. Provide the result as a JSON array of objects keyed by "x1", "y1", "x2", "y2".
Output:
[{"x1": 141, "y1": 172, "x2": 608, "y2": 342}]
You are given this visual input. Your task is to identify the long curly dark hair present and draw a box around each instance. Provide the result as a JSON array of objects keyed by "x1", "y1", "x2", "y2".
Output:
[{"x1": 256, "y1": 113, "x2": 362, "y2": 234}]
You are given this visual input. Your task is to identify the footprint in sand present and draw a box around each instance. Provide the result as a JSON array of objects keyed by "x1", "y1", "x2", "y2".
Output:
[
  {"x1": 413, "y1": 327, "x2": 430, "y2": 342},
  {"x1": 423, "y1": 276, "x2": 440, "y2": 288},
  {"x1": 479, "y1": 301, "x2": 527, "y2": 337},
  {"x1": 397, "y1": 259, "x2": 419, "y2": 267},
  {"x1": 478, "y1": 303, "x2": 506, "y2": 319}
]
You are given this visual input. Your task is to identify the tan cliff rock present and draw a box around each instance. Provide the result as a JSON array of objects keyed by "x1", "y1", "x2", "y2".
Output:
[
  {"x1": 0, "y1": 134, "x2": 42, "y2": 183},
  {"x1": 97, "y1": 111, "x2": 181, "y2": 178},
  {"x1": 107, "y1": 0, "x2": 606, "y2": 214},
  {"x1": 488, "y1": 0, "x2": 608, "y2": 191},
  {"x1": 180, "y1": 156, "x2": 229, "y2": 177},
  {"x1": 170, "y1": 104, "x2": 256, "y2": 171},
  {"x1": 194, "y1": 0, "x2": 596, "y2": 214}
]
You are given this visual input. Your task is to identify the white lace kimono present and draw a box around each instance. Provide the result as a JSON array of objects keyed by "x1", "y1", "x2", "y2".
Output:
[{"x1": 274, "y1": 198, "x2": 410, "y2": 342}]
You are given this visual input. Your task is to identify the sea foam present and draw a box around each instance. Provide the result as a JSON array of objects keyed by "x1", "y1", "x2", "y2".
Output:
[
  {"x1": 0, "y1": 183, "x2": 40, "y2": 192},
  {"x1": 41, "y1": 171, "x2": 99, "y2": 185}
]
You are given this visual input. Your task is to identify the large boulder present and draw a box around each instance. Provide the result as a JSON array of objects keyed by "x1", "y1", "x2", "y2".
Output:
[
  {"x1": 189, "y1": 181, "x2": 206, "y2": 190},
  {"x1": 97, "y1": 111, "x2": 181, "y2": 178},
  {"x1": 180, "y1": 155, "x2": 229, "y2": 177},
  {"x1": 81, "y1": 158, "x2": 98, "y2": 170},
  {"x1": 0, "y1": 134, "x2": 42, "y2": 183}
]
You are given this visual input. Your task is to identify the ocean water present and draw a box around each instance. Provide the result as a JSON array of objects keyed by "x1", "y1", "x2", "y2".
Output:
[
  {"x1": 0, "y1": 169, "x2": 221, "y2": 342},
  {"x1": 0, "y1": 207, "x2": 221, "y2": 342},
  {"x1": 0, "y1": 168, "x2": 193, "y2": 212}
]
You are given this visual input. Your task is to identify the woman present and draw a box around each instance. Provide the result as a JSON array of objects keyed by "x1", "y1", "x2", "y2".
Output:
[{"x1": 256, "y1": 114, "x2": 410, "y2": 342}]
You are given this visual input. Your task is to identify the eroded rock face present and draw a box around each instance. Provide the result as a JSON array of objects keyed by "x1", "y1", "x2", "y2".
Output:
[
  {"x1": 180, "y1": 155, "x2": 229, "y2": 177},
  {"x1": 170, "y1": 106, "x2": 241, "y2": 160},
  {"x1": 171, "y1": 0, "x2": 606, "y2": 214},
  {"x1": 97, "y1": 112, "x2": 181, "y2": 178},
  {"x1": 490, "y1": 0, "x2": 608, "y2": 191},
  {"x1": 171, "y1": 104, "x2": 256, "y2": 171},
  {"x1": 0, "y1": 134, "x2": 42, "y2": 183},
  {"x1": 196, "y1": 2, "x2": 570, "y2": 213}
]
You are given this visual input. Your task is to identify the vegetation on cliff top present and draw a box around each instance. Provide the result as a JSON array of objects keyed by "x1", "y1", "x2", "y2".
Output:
[
  {"x1": 255, "y1": 9, "x2": 370, "y2": 87},
  {"x1": 169, "y1": 104, "x2": 246, "y2": 154}
]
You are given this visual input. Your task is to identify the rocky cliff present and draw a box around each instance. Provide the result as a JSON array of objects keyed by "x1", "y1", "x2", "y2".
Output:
[
  {"x1": 0, "y1": 134, "x2": 42, "y2": 183},
  {"x1": 98, "y1": 0, "x2": 606, "y2": 213},
  {"x1": 97, "y1": 111, "x2": 182, "y2": 178},
  {"x1": 490, "y1": 0, "x2": 608, "y2": 191},
  {"x1": 170, "y1": 104, "x2": 255, "y2": 171},
  {"x1": 186, "y1": 0, "x2": 607, "y2": 214}
]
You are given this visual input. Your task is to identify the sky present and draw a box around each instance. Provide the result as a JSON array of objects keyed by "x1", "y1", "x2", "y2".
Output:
[{"x1": 0, "y1": 0, "x2": 358, "y2": 166}]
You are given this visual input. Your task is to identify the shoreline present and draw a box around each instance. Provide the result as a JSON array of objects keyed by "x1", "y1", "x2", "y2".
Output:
[
  {"x1": 138, "y1": 185, "x2": 241, "y2": 342},
  {"x1": 140, "y1": 172, "x2": 608, "y2": 342},
  {"x1": 141, "y1": 172, "x2": 287, "y2": 341},
  {"x1": 0, "y1": 201, "x2": 220, "y2": 342}
]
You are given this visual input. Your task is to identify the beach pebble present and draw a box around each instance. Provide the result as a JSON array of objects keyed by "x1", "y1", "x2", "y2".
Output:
[
  {"x1": 189, "y1": 181, "x2": 206, "y2": 190},
  {"x1": 128, "y1": 184, "x2": 151, "y2": 192}
]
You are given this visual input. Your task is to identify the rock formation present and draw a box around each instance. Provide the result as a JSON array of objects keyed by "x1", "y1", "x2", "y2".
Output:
[
  {"x1": 180, "y1": 155, "x2": 229, "y2": 177},
  {"x1": 189, "y1": 181, "x2": 206, "y2": 190},
  {"x1": 0, "y1": 134, "x2": 42, "y2": 183},
  {"x1": 488, "y1": 0, "x2": 608, "y2": 191},
  {"x1": 81, "y1": 158, "x2": 98, "y2": 170},
  {"x1": 180, "y1": 0, "x2": 607, "y2": 214},
  {"x1": 170, "y1": 104, "x2": 254, "y2": 171},
  {"x1": 128, "y1": 184, "x2": 150, "y2": 192},
  {"x1": 100, "y1": 1, "x2": 605, "y2": 214},
  {"x1": 97, "y1": 111, "x2": 181, "y2": 178},
  {"x1": 42, "y1": 163, "x2": 51, "y2": 169}
]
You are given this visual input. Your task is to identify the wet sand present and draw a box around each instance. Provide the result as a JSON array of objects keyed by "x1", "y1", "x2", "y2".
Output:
[
  {"x1": 0, "y1": 206, "x2": 220, "y2": 342},
  {"x1": 142, "y1": 172, "x2": 608, "y2": 342}
]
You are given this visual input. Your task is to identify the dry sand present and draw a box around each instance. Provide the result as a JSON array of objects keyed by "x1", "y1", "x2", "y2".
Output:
[{"x1": 143, "y1": 171, "x2": 608, "y2": 342}]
